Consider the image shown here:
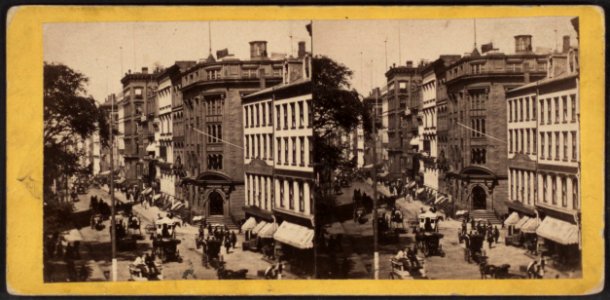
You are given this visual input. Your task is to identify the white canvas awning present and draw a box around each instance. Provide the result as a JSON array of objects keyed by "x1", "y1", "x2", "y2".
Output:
[{"x1": 273, "y1": 221, "x2": 314, "y2": 249}]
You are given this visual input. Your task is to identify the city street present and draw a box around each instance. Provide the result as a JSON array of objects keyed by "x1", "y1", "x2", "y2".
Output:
[
  {"x1": 325, "y1": 179, "x2": 582, "y2": 279},
  {"x1": 71, "y1": 187, "x2": 301, "y2": 281}
]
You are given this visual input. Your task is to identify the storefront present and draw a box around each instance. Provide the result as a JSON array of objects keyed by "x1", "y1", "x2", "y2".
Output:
[
  {"x1": 536, "y1": 216, "x2": 581, "y2": 266},
  {"x1": 273, "y1": 221, "x2": 315, "y2": 276}
]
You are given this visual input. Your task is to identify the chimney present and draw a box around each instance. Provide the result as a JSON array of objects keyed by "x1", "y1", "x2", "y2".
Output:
[
  {"x1": 562, "y1": 35, "x2": 571, "y2": 53},
  {"x1": 406, "y1": 61, "x2": 413, "y2": 68},
  {"x1": 142, "y1": 67, "x2": 148, "y2": 74},
  {"x1": 298, "y1": 41, "x2": 306, "y2": 58},
  {"x1": 216, "y1": 48, "x2": 229, "y2": 60},
  {"x1": 514, "y1": 35, "x2": 532, "y2": 53},
  {"x1": 249, "y1": 41, "x2": 268, "y2": 60}
]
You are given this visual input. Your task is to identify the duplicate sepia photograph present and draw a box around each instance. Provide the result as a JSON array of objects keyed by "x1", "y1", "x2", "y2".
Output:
[
  {"x1": 313, "y1": 16, "x2": 583, "y2": 280},
  {"x1": 43, "y1": 20, "x2": 313, "y2": 282},
  {"x1": 6, "y1": 5, "x2": 603, "y2": 296}
]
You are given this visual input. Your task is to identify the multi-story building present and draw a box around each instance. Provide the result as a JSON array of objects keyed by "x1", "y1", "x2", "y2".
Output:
[
  {"x1": 120, "y1": 68, "x2": 157, "y2": 188},
  {"x1": 418, "y1": 56, "x2": 461, "y2": 205},
  {"x1": 506, "y1": 33, "x2": 580, "y2": 264},
  {"x1": 178, "y1": 41, "x2": 285, "y2": 225},
  {"x1": 99, "y1": 93, "x2": 122, "y2": 177},
  {"x1": 384, "y1": 61, "x2": 422, "y2": 181},
  {"x1": 242, "y1": 50, "x2": 313, "y2": 274},
  {"x1": 155, "y1": 61, "x2": 195, "y2": 204},
  {"x1": 443, "y1": 35, "x2": 547, "y2": 217}
]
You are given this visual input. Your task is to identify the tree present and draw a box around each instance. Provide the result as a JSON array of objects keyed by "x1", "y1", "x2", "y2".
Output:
[
  {"x1": 312, "y1": 56, "x2": 371, "y2": 194},
  {"x1": 43, "y1": 63, "x2": 107, "y2": 224}
]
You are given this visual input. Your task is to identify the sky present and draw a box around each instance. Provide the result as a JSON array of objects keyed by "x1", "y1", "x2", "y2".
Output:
[
  {"x1": 44, "y1": 20, "x2": 311, "y2": 103},
  {"x1": 313, "y1": 17, "x2": 578, "y2": 95}
]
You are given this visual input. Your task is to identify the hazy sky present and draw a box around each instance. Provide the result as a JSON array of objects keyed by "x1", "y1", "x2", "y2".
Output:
[
  {"x1": 313, "y1": 17, "x2": 577, "y2": 95},
  {"x1": 44, "y1": 20, "x2": 311, "y2": 103}
]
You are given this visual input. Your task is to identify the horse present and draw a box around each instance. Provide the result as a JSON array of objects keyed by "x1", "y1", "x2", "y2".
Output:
[
  {"x1": 217, "y1": 262, "x2": 248, "y2": 279},
  {"x1": 479, "y1": 261, "x2": 511, "y2": 279}
]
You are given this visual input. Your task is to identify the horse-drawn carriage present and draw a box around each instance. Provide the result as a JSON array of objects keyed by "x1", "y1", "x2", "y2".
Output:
[
  {"x1": 463, "y1": 233, "x2": 487, "y2": 264},
  {"x1": 129, "y1": 259, "x2": 163, "y2": 281},
  {"x1": 90, "y1": 213, "x2": 104, "y2": 230},
  {"x1": 418, "y1": 232, "x2": 445, "y2": 257},
  {"x1": 150, "y1": 217, "x2": 182, "y2": 263},
  {"x1": 377, "y1": 215, "x2": 400, "y2": 244},
  {"x1": 389, "y1": 257, "x2": 426, "y2": 279}
]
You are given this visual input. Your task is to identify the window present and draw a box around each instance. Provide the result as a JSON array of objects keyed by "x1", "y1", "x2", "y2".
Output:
[
  {"x1": 520, "y1": 171, "x2": 524, "y2": 202},
  {"x1": 257, "y1": 135, "x2": 261, "y2": 159},
  {"x1": 532, "y1": 96, "x2": 537, "y2": 120},
  {"x1": 526, "y1": 130, "x2": 530, "y2": 154},
  {"x1": 268, "y1": 102, "x2": 273, "y2": 126},
  {"x1": 284, "y1": 138, "x2": 289, "y2": 165},
  {"x1": 555, "y1": 132, "x2": 560, "y2": 160},
  {"x1": 510, "y1": 171, "x2": 514, "y2": 200},
  {"x1": 299, "y1": 137, "x2": 305, "y2": 166},
  {"x1": 207, "y1": 154, "x2": 223, "y2": 170},
  {"x1": 561, "y1": 177, "x2": 567, "y2": 207},
  {"x1": 292, "y1": 137, "x2": 297, "y2": 165},
  {"x1": 540, "y1": 132, "x2": 545, "y2": 158},
  {"x1": 298, "y1": 182, "x2": 305, "y2": 212},
  {"x1": 299, "y1": 102, "x2": 304, "y2": 127},
  {"x1": 533, "y1": 129, "x2": 537, "y2": 154},
  {"x1": 269, "y1": 134, "x2": 273, "y2": 160},
  {"x1": 279, "y1": 181, "x2": 284, "y2": 208},
  {"x1": 508, "y1": 130, "x2": 513, "y2": 153},
  {"x1": 291, "y1": 103, "x2": 296, "y2": 129},
  {"x1": 255, "y1": 105, "x2": 260, "y2": 127},
  {"x1": 543, "y1": 176, "x2": 547, "y2": 203},
  {"x1": 261, "y1": 103, "x2": 266, "y2": 126},
  {"x1": 563, "y1": 132, "x2": 568, "y2": 160},
  {"x1": 277, "y1": 138, "x2": 281, "y2": 164},
  {"x1": 547, "y1": 133, "x2": 552, "y2": 159},
  {"x1": 283, "y1": 104, "x2": 288, "y2": 129},
  {"x1": 554, "y1": 97, "x2": 560, "y2": 123},
  {"x1": 276, "y1": 105, "x2": 281, "y2": 129},
  {"x1": 525, "y1": 97, "x2": 530, "y2": 121},
  {"x1": 547, "y1": 99, "x2": 552, "y2": 124},
  {"x1": 540, "y1": 99, "x2": 544, "y2": 123},
  {"x1": 572, "y1": 131, "x2": 577, "y2": 160},
  {"x1": 289, "y1": 181, "x2": 294, "y2": 209},
  {"x1": 562, "y1": 96, "x2": 568, "y2": 122},
  {"x1": 551, "y1": 176, "x2": 557, "y2": 205},
  {"x1": 134, "y1": 87, "x2": 143, "y2": 98},
  {"x1": 309, "y1": 137, "x2": 313, "y2": 166},
  {"x1": 244, "y1": 106, "x2": 249, "y2": 128},
  {"x1": 571, "y1": 94, "x2": 577, "y2": 122},
  {"x1": 519, "y1": 98, "x2": 523, "y2": 121},
  {"x1": 509, "y1": 102, "x2": 512, "y2": 122},
  {"x1": 573, "y1": 178, "x2": 579, "y2": 209},
  {"x1": 307, "y1": 100, "x2": 312, "y2": 128},
  {"x1": 520, "y1": 129, "x2": 524, "y2": 153},
  {"x1": 526, "y1": 172, "x2": 531, "y2": 205}
]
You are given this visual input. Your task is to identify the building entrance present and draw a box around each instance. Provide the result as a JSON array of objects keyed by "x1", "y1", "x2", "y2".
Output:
[
  {"x1": 209, "y1": 191, "x2": 224, "y2": 215},
  {"x1": 472, "y1": 186, "x2": 487, "y2": 210}
]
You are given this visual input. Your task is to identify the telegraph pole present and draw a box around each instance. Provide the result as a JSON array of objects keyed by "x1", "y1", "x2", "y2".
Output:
[
  {"x1": 372, "y1": 64, "x2": 379, "y2": 280},
  {"x1": 108, "y1": 69, "x2": 117, "y2": 281}
]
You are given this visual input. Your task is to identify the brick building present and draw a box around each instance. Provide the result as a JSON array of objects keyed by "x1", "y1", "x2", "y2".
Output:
[
  {"x1": 178, "y1": 41, "x2": 284, "y2": 225},
  {"x1": 442, "y1": 35, "x2": 547, "y2": 218}
]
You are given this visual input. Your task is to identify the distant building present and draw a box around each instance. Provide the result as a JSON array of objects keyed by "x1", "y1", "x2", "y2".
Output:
[
  {"x1": 384, "y1": 61, "x2": 422, "y2": 181},
  {"x1": 120, "y1": 68, "x2": 158, "y2": 188},
  {"x1": 443, "y1": 35, "x2": 548, "y2": 217}
]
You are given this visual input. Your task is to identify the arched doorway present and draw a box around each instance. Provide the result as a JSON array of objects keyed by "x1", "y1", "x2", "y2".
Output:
[
  {"x1": 209, "y1": 191, "x2": 224, "y2": 215},
  {"x1": 472, "y1": 186, "x2": 487, "y2": 210}
]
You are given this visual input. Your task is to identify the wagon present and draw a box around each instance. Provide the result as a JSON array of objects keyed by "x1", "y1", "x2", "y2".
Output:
[
  {"x1": 420, "y1": 232, "x2": 445, "y2": 257},
  {"x1": 389, "y1": 257, "x2": 426, "y2": 279},
  {"x1": 153, "y1": 237, "x2": 182, "y2": 263}
]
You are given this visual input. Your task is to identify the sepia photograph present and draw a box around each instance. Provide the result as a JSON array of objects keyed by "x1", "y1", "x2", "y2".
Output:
[
  {"x1": 5, "y1": 5, "x2": 604, "y2": 296},
  {"x1": 313, "y1": 16, "x2": 583, "y2": 280},
  {"x1": 43, "y1": 20, "x2": 312, "y2": 282}
]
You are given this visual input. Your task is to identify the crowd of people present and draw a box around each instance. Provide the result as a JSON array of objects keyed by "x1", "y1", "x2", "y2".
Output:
[
  {"x1": 196, "y1": 223, "x2": 238, "y2": 268},
  {"x1": 460, "y1": 218, "x2": 500, "y2": 249}
]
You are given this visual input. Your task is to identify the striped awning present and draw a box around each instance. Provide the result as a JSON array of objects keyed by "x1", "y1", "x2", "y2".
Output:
[
  {"x1": 241, "y1": 217, "x2": 257, "y2": 231},
  {"x1": 514, "y1": 216, "x2": 531, "y2": 229},
  {"x1": 252, "y1": 221, "x2": 268, "y2": 235},
  {"x1": 273, "y1": 221, "x2": 314, "y2": 249},
  {"x1": 142, "y1": 188, "x2": 153, "y2": 195},
  {"x1": 521, "y1": 218, "x2": 540, "y2": 233},
  {"x1": 536, "y1": 216, "x2": 579, "y2": 245},
  {"x1": 504, "y1": 212, "x2": 520, "y2": 226},
  {"x1": 416, "y1": 188, "x2": 425, "y2": 194},
  {"x1": 434, "y1": 196, "x2": 448, "y2": 205},
  {"x1": 258, "y1": 222, "x2": 279, "y2": 238}
]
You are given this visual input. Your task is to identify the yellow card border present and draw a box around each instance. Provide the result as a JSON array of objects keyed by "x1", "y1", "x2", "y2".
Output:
[{"x1": 6, "y1": 5, "x2": 605, "y2": 295}]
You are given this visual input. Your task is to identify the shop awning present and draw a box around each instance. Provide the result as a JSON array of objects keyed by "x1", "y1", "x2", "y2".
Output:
[
  {"x1": 504, "y1": 212, "x2": 520, "y2": 226},
  {"x1": 258, "y1": 222, "x2": 279, "y2": 238},
  {"x1": 273, "y1": 221, "x2": 314, "y2": 249},
  {"x1": 407, "y1": 182, "x2": 416, "y2": 189},
  {"x1": 416, "y1": 188, "x2": 425, "y2": 194},
  {"x1": 98, "y1": 170, "x2": 111, "y2": 176},
  {"x1": 170, "y1": 201, "x2": 184, "y2": 211},
  {"x1": 514, "y1": 216, "x2": 531, "y2": 229},
  {"x1": 409, "y1": 138, "x2": 419, "y2": 146},
  {"x1": 252, "y1": 221, "x2": 268, "y2": 235},
  {"x1": 434, "y1": 196, "x2": 447, "y2": 205},
  {"x1": 63, "y1": 229, "x2": 83, "y2": 242},
  {"x1": 521, "y1": 218, "x2": 540, "y2": 233},
  {"x1": 536, "y1": 216, "x2": 579, "y2": 245},
  {"x1": 142, "y1": 188, "x2": 152, "y2": 195},
  {"x1": 241, "y1": 217, "x2": 257, "y2": 231},
  {"x1": 153, "y1": 194, "x2": 161, "y2": 200}
]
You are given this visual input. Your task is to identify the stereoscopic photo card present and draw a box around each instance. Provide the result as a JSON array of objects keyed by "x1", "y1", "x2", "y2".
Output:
[{"x1": 5, "y1": 5, "x2": 605, "y2": 296}]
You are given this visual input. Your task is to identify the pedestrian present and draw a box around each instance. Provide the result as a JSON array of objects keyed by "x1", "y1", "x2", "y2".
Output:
[
  {"x1": 224, "y1": 237, "x2": 231, "y2": 254},
  {"x1": 493, "y1": 226, "x2": 500, "y2": 244},
  {"x1": 487, "y1": 232, "x2": 494, "y2": 249},
  {"x1": 230, "y1": 231, "x2": 237, "y2": 249}
]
